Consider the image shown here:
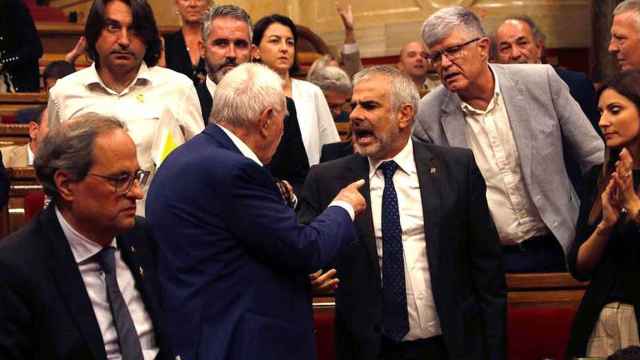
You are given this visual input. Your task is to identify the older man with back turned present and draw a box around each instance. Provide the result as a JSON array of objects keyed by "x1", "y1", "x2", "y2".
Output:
[
  {"x1": 0, "y1": 115, "x2": 171, "y2": 359},
  {"x1": 146, "y1": 63, "x2": 366, "y2": 360},
  {"x1": 300, "y1": 65, "x2": 506, "y2": 360},
  {"x1": 414, "y1": 6, "x2": 604, "y2": 273}
]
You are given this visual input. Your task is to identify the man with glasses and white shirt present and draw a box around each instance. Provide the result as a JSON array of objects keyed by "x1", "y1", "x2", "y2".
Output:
[{"x1": 413, "y1": 6, "x2": 604, "y2": 273}]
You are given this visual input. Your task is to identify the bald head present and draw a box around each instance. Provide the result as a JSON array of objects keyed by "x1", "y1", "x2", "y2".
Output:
[
  {"x1": 495, "y1": 18, "x2": 543, "y2": 64},
  {"x1": 397, "y1": 41, "x2": 430, "y2": 85}
]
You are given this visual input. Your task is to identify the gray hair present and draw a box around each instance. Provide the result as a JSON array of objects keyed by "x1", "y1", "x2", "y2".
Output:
[
  {"x1": 202, "y1": 4, "x2": 253, "y2": 44},
  {"x1": 421, "y1": 6, "x2": 486, "y2": 48},
  {"x1": 307, "y1": 65, "x2": 352, "y2": 96},
  {"x1": 614, "y1": 0, "x2": 640, "y2": 30},
  {"x1": 34, "y1": 114, "x2": 125, "y2": 203},
  {"x1": 502, "y1": 15, "x2": 546, "y2": 44},
  {"x1": 211, "y1": 63, "x2": 285, "y2": 128},
  {"x1": 353, "y1": 65, "x2": 419, "y2": 115}
]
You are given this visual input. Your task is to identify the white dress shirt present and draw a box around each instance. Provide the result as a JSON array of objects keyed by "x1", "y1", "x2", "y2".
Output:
[
  {"x1": 368, "y1": 139, "x2": 441, "y2": 341},
  {"x1": 55, "y1": 207, "x2": 158, "y2": 360},
  {"x1": 290, "y1": 79, "x2": 340, "y2": 166},
  {"x1": 461, "y1": 71, "x2": 548, "y2": 245},
  {"x1": 47, "y1": 62, "x2": 205, "y2": 215}
]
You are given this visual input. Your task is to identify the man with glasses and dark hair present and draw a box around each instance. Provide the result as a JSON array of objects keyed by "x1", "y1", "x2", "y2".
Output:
[
  {"x1": 414, "y1": 6, "x2": 604, "y2": 273},
  {"x1": 47, "y1": 0, "x2": 204, "y2": 215},
  {"x1": 0, "y1": 114, "x2": 172, "y2": 359}
]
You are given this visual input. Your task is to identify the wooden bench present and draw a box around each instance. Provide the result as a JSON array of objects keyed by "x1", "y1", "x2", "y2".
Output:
[
  {"x1": 0, "y1": 93, "x2": 47, "y2": 123},
  {"x1": 1, "y1": 167, "x2": 42, "y2": 239}
]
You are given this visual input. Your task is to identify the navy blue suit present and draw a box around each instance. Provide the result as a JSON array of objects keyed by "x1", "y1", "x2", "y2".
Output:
[{"x1": 146, "y1": 124, "x2": 357, "y2": 360}]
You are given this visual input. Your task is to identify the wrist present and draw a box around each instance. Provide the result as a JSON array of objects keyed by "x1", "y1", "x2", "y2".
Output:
[{"x1": 596, "y1": 221, "x2": 614, "y2": 236}]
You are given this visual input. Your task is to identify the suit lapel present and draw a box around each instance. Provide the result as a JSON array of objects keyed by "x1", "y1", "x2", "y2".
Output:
[
  {"x1": 440, "y1": 92, "x2": 469, "y2": 148},
  {"x1": 347, "y1": 155, "x2": 381, "y2": 276},
  {"x1": 493, "y1": 65, "x2": 534, "y2": 183},
  {"x1": 43, "y1": 206, "x2": 107, "y2": 360},
  {"x1": 413, "y1": 143, "x2": 441, "y2": 279}
]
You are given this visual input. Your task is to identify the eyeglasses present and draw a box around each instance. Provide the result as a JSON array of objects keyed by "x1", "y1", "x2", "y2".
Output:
[
  {"x1": 88, "y1": 169, "x2": 150, "y2": 194},
  {"x1": 426, "y1": 37, "x2": 481, "y2": 65}
]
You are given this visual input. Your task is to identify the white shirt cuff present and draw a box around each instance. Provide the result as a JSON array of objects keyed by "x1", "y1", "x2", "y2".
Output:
[
  {"x1": 329, "y1": 200, "x2": 355, "y2": 221},
  {"x1": 342, "y1": 43, "x2": 359, "y2": 55}
]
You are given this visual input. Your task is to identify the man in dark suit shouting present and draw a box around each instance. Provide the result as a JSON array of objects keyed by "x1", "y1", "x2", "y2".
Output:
[
  {"x1": 145, "y1": 63, "x2": 366, "y2": 360},
  {"x1": 0, "y1": 115, "x2": 171, "y2": 359},
  {"x1": 300, "y1": 65, "x2": 507, "y2": 360}
]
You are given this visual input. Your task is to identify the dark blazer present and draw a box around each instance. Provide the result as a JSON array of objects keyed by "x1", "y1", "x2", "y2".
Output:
[
  {"x1": 145, "y1": 124, "x2": 358, "y2": 360},
  {"x1": 195, "y1": 81, "x2": 212, "y2": 125},
  {"x1": 320, "y1": 141, "x2": 353, "y2": 163},
  {"x1": 163, "y1": 30, "x2": 206, "y2": 84},
  {"x1": 565, "y1": 166, "x2": 640, "y2": 359},
  {"x1": 0, "y1": 205, "x2": 172, "y2": 360},
  {"x1": 0, "y1": 0, "x2": 43, "y2": 92},
  {"x1": 299, "y1": 140, "x2": 507, "y2": 360}
]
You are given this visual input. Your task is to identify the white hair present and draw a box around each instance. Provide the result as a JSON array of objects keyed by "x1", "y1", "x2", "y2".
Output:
[
  {"x1": 421, "y1": 6, "x2": 486, "y2": 48},
  {"x1": 614, "y1": 0, "x2": 640, "y2": 30},
  {"x1": 307, "y1": 65, "x2": 352, "y2": 96},
  {"x1": 353, "y1": 65, "x2": 419, "y2": 115},
  {"x1": 211, "y1": 63, "x2": 285, "y2": 128}
]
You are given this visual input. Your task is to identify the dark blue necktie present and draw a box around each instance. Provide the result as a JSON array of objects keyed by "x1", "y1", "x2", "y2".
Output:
[
  {"x1": 96, "y1": 246, "x2": 144, "y2": 360},
  {"x1": 379, "y1": 160, "x2": 409, "y2": 342}
]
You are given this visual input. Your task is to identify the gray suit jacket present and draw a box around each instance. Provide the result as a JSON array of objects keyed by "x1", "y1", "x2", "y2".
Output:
[{"x1": 412, "y1": 63, "x2": 604, "y2": 256}]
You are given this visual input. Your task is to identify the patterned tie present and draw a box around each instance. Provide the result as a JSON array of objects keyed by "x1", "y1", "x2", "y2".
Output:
[
  {"x1": 379, "y1": 160, "x2": 409, "y2": 342},
  {"x1": 96, "y1": 246, "x2": 144, "y2": 360}
]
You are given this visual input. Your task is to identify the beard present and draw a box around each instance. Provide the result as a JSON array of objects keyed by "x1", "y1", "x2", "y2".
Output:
[{"x1": 207, "y1": 58, "x2": 238, "y2": 83}]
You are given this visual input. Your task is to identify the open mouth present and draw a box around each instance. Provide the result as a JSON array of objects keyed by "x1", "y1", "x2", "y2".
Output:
[{"x1": 353, "y1": 128, "x2": 376, "y2": 145}]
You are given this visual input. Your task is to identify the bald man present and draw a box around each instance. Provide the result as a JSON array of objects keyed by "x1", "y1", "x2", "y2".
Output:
[{"x1": 397, "y1": 41, "x2": 440, "y2": 97}]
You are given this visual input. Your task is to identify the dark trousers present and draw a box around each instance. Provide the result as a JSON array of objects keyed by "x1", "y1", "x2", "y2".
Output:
[
  {"x1": 380, "y1": 336, "x2": 448, "y2": 360},
  {"x1": 502, "y1": 233, "x2": 566, "y2": 273}
]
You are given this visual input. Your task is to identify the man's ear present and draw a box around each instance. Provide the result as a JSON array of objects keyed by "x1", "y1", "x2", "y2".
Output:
[
  {"x1": 199, "y1": 39, "x2": 206, "y2": 59},
  {"x1": 257, "y1": 107, "x2": 274, "y2": 137},
  {"x1": 397, "y1": 104, "x2": 415, "y2": 130},
  {"x1": 477, "y1": 37, "x2": 491, "y2": 60},
  {"x1": 28, "y1": 121, "x2": 39, "y2": 141},
  {"x1": 54, "y1": 170, "x2": 76, "y2": 202},
  {"x1": 252, "y1": 46, "x2": 261, "y2": 62}
]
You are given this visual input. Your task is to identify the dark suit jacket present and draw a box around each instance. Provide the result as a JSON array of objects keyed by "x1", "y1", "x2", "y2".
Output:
[
  {"x1": 145, "y1": 124, "x2": 358, "y2": 360},
  {"x1": 0, "y1": 0, "x2": 43, "y2": 92},
  {"x1": 554, "y1": 67, "x2": 601, "y2": 199},
  {"x1": 195, "y1": 82, "x2": 212, "y2": 126},
  {"x1": 163, "y1": 30, "x2": 206, "y2": 84},
  {"x1": 0, "y1": 205, "x2": 171, "y2": 360},
  {"x1": 299, "y1": 140, "x2": 507, "y2": 360},
  {"x1": 320, "y1": 141, "x2": 353, "y2": 163}
]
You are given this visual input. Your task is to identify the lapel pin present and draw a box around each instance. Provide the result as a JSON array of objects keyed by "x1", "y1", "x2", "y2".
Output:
[
  {"x1": 429, "y1": 167, "x2": 437, "y2": 175},
  {"x1": 139, "y1": 266, "x2": 144, "y2": 278},
  {"x1": 136, "y1": 93, "x2": 144, "y2": 103},
  {"x1": 130, "y1": 246, "x2": 135, "y2": 253}
]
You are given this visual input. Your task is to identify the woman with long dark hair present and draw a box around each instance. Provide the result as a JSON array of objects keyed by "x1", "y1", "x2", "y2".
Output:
[{"x1": 567, "y1": 70, "x2": 640, "y2": 358}]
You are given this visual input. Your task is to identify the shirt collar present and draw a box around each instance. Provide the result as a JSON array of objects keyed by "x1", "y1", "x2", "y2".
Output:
[
  {"x1": 217, "y1": 124, "x2": 263, "y2": 166},
  {"x1": 367, "y1": 138, "x2": 416, "y2": 180},
  {"x1": 460, "y1": 66, "x2": 501, "y2": 115},
  {"x1": 83, "y1": 62, "x2": 152, "y2": 95},
  {"x1": 206, "y1": 76, "x2": 217, "y2": 97},
  {"x1": 55, "y1": 206, "x2": 116, "y2": 264}
]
